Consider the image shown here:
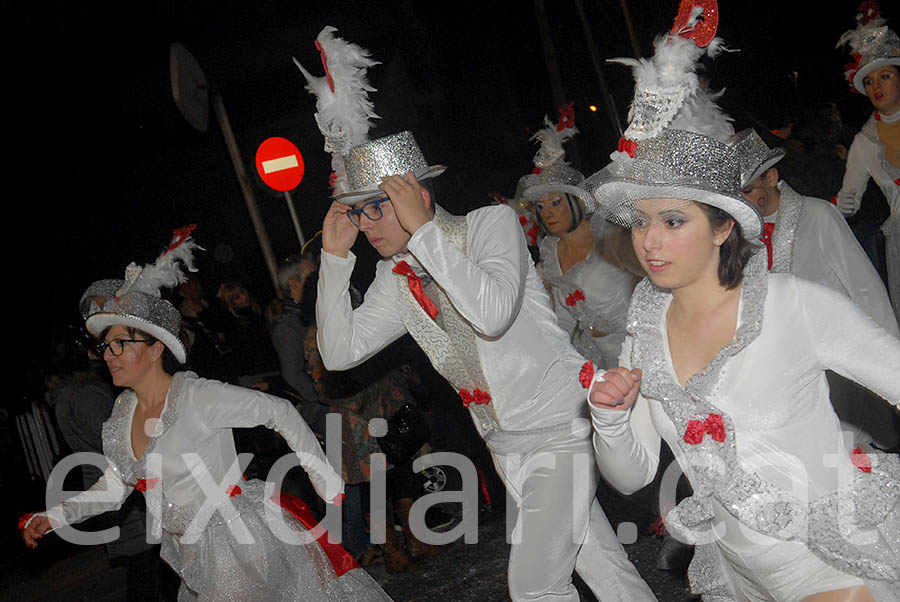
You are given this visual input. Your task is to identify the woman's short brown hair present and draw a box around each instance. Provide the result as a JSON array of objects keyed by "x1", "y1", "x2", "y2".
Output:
[{"x1": 697, "y1": 203, "x2": 756, "y2": 290}]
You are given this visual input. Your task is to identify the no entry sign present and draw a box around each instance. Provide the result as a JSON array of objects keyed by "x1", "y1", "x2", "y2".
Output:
[{"x1": 255, "y1": 137, "x2": 305, "y2": 192}]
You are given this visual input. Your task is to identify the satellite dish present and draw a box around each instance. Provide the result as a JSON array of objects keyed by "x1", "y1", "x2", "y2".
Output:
[{"x1": 170, "y1": 42, "x2": 209, "y2": 132}]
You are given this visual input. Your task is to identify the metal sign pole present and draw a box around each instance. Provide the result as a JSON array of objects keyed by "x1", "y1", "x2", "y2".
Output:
[
  {"x1": 283, "y1": 190, "x2": 306, "y2": 249},
  {"x1": 211, "y1": 91, "x2": 280, "y2": 294}
]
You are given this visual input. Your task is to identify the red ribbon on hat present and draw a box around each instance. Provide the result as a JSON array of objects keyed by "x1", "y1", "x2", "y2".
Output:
[
  {"x1": 617, "y1": 137, "x2": 637, "y2": 158},
  {"x1": 683, "y1": 413, "x2": 726, "y2": 445},
  {"x1": 459, "y1": 388, "x2": 492, "y2": 407},
  {"x1": 760, "y1": 222, "x2": 775, "y2": 270},
  {"x1": 393, "y1": 261, "x2": 439, "y2": 320}
]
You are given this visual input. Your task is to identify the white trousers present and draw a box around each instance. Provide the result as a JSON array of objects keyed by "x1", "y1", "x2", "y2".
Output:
[{"x1": 487, "y1": 421, "x2": 657, "y2": 602}]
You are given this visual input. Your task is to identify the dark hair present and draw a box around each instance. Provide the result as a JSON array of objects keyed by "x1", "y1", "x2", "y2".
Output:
[
  {"x1": 535, "y1": 192, "x2": 585, "y2": 235},
  {"x1": 99, "y1": 325, "x2": 182, "y2": 375},
  {"x1": 697, "y1": 204, "x2": 755, "y2": 290}
]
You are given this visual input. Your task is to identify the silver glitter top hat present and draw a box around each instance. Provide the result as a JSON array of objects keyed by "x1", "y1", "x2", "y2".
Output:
[
  {"x1": 729, "y1": 128, "x2": 786, "y2": 187},
  {"x1": 79, "y1": 279, "x2": 126, "y2": 320},
  {"x1": 517, "y1": 105, "x2": 594, "y2": 211},
  {"x1": 334, "y1": 130, "x2": 446, "y2": 203},
  {"x1": 583, "y1": 129, "x2": 763, "y2": 238},
  {"x1": 838, "y1": 2, "x2": 900, "y2": 93},
  {"x1": 84, "y1": 226, "x2": 201, "y2": 364}
]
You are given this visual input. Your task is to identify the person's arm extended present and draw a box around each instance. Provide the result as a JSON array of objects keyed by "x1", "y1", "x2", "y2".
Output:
[
  {"x1": 409, "y1": 205, "x2": 528, "y2": 338},
  {"x1": 196, "y1": 379, "x2": 344, "y2": 502}
]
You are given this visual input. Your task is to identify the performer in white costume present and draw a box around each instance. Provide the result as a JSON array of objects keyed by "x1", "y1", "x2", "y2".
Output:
[
  {"x1": 298, "y1": 26, "x2": 656, "y2": 602},
  {"x1": 734, "y1": 128, "x2": 900, "y2": 449},
  {"x1": 22, "y1": 227, "x2": 392, "y2": 602},
  {"x1": 836, "y1": 1, "x2": 900, "y2": 326},
  {"x1": 584, "y1": 3, "x2": 900, "y2": 600},
  {"x1": 519, "y1": 105, "x2": 638, "y2": 370}
]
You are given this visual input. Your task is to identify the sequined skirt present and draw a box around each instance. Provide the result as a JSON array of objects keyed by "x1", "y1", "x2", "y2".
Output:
[{"x1": 160, "y1": 480, "x2": 392, "y2": 602}]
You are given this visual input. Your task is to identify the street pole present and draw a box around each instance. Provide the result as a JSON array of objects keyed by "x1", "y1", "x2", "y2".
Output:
[
  {"x1": 574, "y1": 0, "x2": 624, "y2": 140},
  {"x1": 283, "y1": 190, "x2": 306, "y2": 249},
  {"x1": 210, "y1": 91, "x2": 280, "y2": 295}
]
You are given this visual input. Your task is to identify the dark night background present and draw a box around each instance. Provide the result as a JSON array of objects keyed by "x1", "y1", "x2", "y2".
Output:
[{"x1": 8, "y1": 0, "x2": 882, "y2": 403}]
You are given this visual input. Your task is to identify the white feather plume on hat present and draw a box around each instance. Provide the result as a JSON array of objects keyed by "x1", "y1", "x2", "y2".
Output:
[
  {"x1": 530, "y1": 114, "x2": 578, "y2": 169},
  {"x1": 118, "y1": 238, "x2": 202, "y2": 299},
  {"x1": 294, "y1": 26, "x2": 380, "y2": 195},
  {"x1": 612, "y1": 9, "x2": 735, "y2": 142}
]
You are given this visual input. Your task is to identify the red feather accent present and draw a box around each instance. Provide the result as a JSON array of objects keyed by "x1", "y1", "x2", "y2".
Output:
[
  {"x1": 314, "y1": 40, "x2": 335, "y2": 93},
  {"x1": 670, "y1": 0, "x2": 719, "y2": 48},
  {"x1": 556, "y1": 101, "x2": 575, "y2": 131},
  {"x1": 166, "y1": 224, "x2": 197, "y2": 254}
]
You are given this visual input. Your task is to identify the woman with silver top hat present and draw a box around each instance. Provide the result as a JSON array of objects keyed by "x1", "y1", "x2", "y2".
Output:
[
  {"x1": 21, "y1": 226, "x2": 393, "y2": 602},
  {"x1": 836, "y1": 1, "x2": 900, "y2": 326},
  {"x1": 522, "y1": 104, "x2": 639, "y2": 371},
  {"x1": 585, "y1": 4, "x2": 900, "y2": 600}
]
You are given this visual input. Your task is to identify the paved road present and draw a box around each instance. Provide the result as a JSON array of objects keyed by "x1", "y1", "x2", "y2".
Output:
[{"x1": 2, "y1": 487, "x2": 696, "y2": 602}]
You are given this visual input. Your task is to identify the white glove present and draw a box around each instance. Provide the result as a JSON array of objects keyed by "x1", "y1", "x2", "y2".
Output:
[{"x1": 836, "y1": 191, "x2": 860, "y2": 216}]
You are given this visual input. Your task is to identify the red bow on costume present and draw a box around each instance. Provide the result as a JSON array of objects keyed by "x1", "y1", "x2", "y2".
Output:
[
  {"x1": 617, "y1": 137, "x2": 637, "y2": 158},
  {"x1": 565, "y1": 289, "x2": 585, "y2": 307},
  {"x1": 850, "y1": 447, "x2": 872, "y2": 473},
  {"x1": 226, "y1": 485, "x2": 242, "y2": 497},
  {"x1": 759, "y1": 222, "x2": 775, "y2": 270},
  {"x1": 459, "y1": 388, "x2": 492, "y2": 407},
  {"x1": 18, "y1": 513, "x2": 34, "y2": 531},
  {"x1": 683, "y1": 413, "x2": 726, "y2": 445},
  {"x1": 393, "y1": 261, "x2": 439, "y2": 320},
  {"x1": 579, "y1": 361, "x2": 595, "y2": 389},
  {"x1": 135, "y1": 478, "x2": 159, "y2": 492}
]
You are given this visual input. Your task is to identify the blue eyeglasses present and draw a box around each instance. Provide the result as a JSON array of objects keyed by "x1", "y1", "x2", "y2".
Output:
[{"x1": 347, "y1": 197, "x2": 390, "y2": 226}]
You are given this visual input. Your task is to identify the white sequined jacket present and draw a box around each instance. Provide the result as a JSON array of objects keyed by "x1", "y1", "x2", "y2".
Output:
[{"x1": 590, "y1": 251, "x2": 900, "y2": 599}]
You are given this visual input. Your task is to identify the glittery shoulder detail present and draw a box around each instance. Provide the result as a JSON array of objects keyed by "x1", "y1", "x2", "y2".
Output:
[
  {"x1": 100, "y1": 371, "x2": 197, "y2": 487},
  {"x1": 628, "y1": 251, "x2": 900, "y2": 585},
  {"x1": 101, "y1": 389, "x2": 139, "y2": 484},
  {"x1": 770, "y1": 185, "x2": 803, "y2": 274}
]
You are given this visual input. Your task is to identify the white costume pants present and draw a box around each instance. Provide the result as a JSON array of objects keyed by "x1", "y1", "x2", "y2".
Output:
[{"x1": 487, "y1": 421, "x2": 657, "y2": 602}]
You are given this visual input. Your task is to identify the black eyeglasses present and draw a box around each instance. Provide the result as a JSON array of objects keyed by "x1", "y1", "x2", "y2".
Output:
[
  {"x1": 97, "y1": 338, "x2": 152, "y2": 357},
  {"x1": 346, "y1": 197, "x2": 389, "y2": 227}
]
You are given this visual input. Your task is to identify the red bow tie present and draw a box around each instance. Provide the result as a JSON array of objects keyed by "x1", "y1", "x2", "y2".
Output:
[
  {"x1": 759, "y1": 222, "x2": 775, "y2": 270},
  {"x1": 683, "y1": 413, "x2": 726, "y2": 445},
  {"x1": 393, "y1": 261, "x2": 439, "y2": 320}
]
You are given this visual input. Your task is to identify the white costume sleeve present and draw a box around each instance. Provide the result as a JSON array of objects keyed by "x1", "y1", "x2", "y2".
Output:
[
  {"x1": 809, "y1": 200, "x2": 900, "y2": 336},
  {"x1": 407, "y1": 205, "x2": 528, "y2": 338},
  {"x1": 194, "y1": 380, "x2": 344, "y2": 502},
  {"x1": 837, "y1": 132, "x2": 874, "y2": 216},
  {"x1": 315, "y1": 250, "x2": 408, "y2": 371},
  {"x1": 796, "y1": 278, "x2": 900, "y2": 405},
  {"x1": 589, "y1": 336, "x2": 662, "y2": 495},
  {"x1": 43, "y1": 462, "x2": 130, "y2": 529}
]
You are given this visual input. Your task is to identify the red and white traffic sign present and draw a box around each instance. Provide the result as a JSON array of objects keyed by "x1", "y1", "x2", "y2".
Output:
[{"x1": 255, "y1": 137, "x2": 305, "y2": 192}]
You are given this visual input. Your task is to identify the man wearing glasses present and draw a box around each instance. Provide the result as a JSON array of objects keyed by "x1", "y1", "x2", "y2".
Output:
[{"x1": 313, "y1": 130, "x2": 655, "y2": 602}]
